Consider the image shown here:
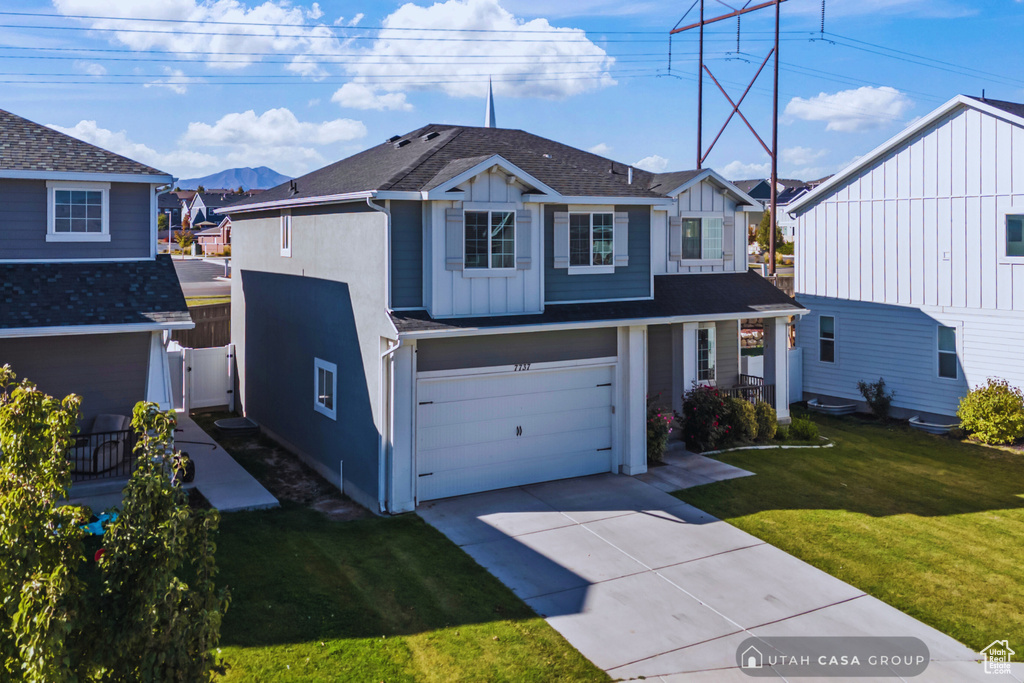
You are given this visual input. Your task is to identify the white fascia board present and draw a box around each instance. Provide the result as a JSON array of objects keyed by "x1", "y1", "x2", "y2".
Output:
[
  {"x1": 665, "y1": 168, "x2": 760, "y2": 208},
  {"x1": 375, "y1": 191, "x2": 426, "y2": 201},
  {"x1": 219, "y1": 191, "x2": 376, "y2": 214},
  {"x1": 0, "y1": 169, "x2": 173, "y2": 184},
  {"x1": 521, "y1": 194, "x2": 673, "y2": 206},
  {"x1": 0, "y1": 321, "x2": 195, "y2": 339},
  {"x1": 0, "y1": 256, "x2": 159, "y2": 264},
  {"x1": 425, "y1": 154, "x2": 560, "y2": 198},
  {"x1": 787, "y1": 94, "x2": 1024, "y2": 216},
  {"x1": 397, "y1": 308, "x2": 808, "y2": 340}
]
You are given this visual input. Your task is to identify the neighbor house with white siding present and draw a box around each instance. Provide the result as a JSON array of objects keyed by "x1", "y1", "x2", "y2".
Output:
[{"x1": 789, "y1": 94, "x2": 1024, "y2": 421}]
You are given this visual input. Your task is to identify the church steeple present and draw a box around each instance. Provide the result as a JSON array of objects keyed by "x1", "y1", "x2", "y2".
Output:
[{"x1": 484, "y1": 77, "x2": 496, "y2": 128}]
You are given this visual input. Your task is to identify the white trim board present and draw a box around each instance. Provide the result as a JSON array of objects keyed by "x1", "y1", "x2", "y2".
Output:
[
  {"x1": 0, "y1": 321, "x2": 195, "y2": 339},
  {"x1": 1, "y1": 170, "x2": 172, "y2": 183}
]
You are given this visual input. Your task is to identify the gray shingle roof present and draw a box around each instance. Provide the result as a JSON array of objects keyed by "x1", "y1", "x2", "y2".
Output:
[
  {"x1": 0, "y1": 255, "x2": 191, "y2": 330},
  {"x1": 391, "y1": 271, "x2": 802, "y2": 334},
  {"x1": 226, "y1": 124, "x2": 699, "y2": 209},
  {"x1": 968, "y1": 96, "x2": 1024, "y2": 120},
  {"x1": 0, "y1": 108, "x2": 168, "y2": 177}
]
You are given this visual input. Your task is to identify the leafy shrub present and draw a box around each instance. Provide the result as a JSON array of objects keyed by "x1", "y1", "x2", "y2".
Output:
[
  {"x1": 676, "y1": 384, "x2": 729, "y2": 452},
  {"x1": 755, "y1": 211, "x2": 784, "y2": 253},
  {"x1": 647, "y1": 400, "x2": 673, "y2": 462},
  {"x1": 774, "y1": 426, "x2": 788, "y2": 441},
  {"x1": 754, "y1": 401, "x2": 777, "y2": 441},
  {"x1": 725, "y1": 397, "x2": 757, "y2": 442},
  {"x1": 957, "y1": 378, "x2": 1024, "y2": 445},
  {"x1": 789, "y1": 417, "x2": 819, "y2": 441},
  {"x1": 857, "y1": 377, "x2": 895, "y2": 420}
]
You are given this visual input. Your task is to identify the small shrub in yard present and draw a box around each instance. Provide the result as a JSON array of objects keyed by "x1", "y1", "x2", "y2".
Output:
[
  {"x1": 647, "y1": 400, "x2": 673, "y2": 462},
  {"x1": 725, "y1": 397, "x2": 757, "y2": 442},
  {"x1": 754, "y1": 401, "x2": 777, "y2": 441},
  {"x1": 676, "y1": 384, "x2": 729, "y2": 452},
  {"x1": 775, "y1": 426, "x2": 788, "y2": 441},
  {"x1": 789, "y1": 417, "x2": 820, "y2": 441},
  {"x1": 857, "y1": 377, "x2": 895, "y2": 420},
  {"x1": 957, "y1": 378, "x2": 1024, "y2": 445}
]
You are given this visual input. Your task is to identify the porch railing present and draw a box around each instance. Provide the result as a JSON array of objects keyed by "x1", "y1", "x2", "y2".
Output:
[
  {"x1": 721, "y1": 381, "x2": 776, "y2": 407},
  {"x1": 738, "y1": 374, "x2": 764, "y2": 386},
  {"x1": 68, "y1": 429, "x2": 138, "y2": 481}
]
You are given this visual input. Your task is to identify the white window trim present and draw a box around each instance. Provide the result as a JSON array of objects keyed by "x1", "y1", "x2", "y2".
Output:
[
  {"x1": 463, "y1": 208, "x2": 516, "y2": 272},
  {"x1": 45, "y1": 180, "x2": 111, "y2": 242},
  {"x1": 567, "y1": 211, "x2": 616, "y2": 274},
  {"x1": 677, "y1": 214, "x2": 725, "y2": 263},
  {"x1": 937, "y1": 324, "x2": 959, "y2": 381},
  {"x1": 999, "y1": 206, "x2": 1024, "y2": 264},
  {"x1": 280, "y1": 210, "x2": 292, "y2": 257},
  {"x1": 697, "y1": 324, "x2": 717, "y2": 385},
  {"x1": 313, "y1": 358, "x2": 337, "y2": 420},
  {"x1": 819, "y1": 315, "x2": 836, "y2": 364}
]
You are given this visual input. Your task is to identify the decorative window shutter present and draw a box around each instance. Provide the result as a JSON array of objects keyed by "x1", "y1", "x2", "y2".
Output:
[
  {"x1": 445, "y1": 208, "x2": 464, "y2": 271},
  {"x1": 669, "y1": 216, "x2": 683, "y2": 261},
  {"x1": 722, "y1": 214, "x2": 735, "y2": 259},
  {"x1": 614, "y1": 211, "x2": 629, "y2": 267},
  {"x1": 553, "y1": 211, "x2": 570, "y2": 269},
  {"x1": 516, "y1": 209, "x2": 532, "y2": 270}
]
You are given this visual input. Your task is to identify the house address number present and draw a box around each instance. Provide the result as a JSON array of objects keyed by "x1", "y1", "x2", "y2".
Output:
[{"x1": 513, "y1": 363, "x2": 532, "y2": 372}]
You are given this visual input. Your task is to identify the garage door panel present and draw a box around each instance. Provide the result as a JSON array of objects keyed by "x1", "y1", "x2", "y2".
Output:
[
  {"x1": 417, "y1": 405, "x2": 613, "y2": 452},
  {"x1": 418, "y1": 385, "x2": 613, "y2": 429},
  {"x1": 418, "y1": 365, "x2": 613, "y2": 404},
  {"x1": 420, "y1": 426, "x2": 611, "y2": 474}
]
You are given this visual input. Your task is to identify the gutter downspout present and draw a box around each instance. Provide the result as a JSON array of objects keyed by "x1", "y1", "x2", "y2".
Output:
[
  {"x1": 378, "y1": 339, "x2": 402, "y2": 514},
  {"x1": 366, "y1": 197, "x2": 392, "y2": 310}
]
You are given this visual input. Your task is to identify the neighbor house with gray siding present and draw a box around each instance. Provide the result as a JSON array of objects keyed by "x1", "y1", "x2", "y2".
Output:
[
  {"x1": 0, "y1": 108, "x2": 192, "y2": 478},
  {"x1": 790, "y1": 94, "x2": 1024, "y2": 421},
  {"x1": 223, "y1": 124, "x2": 804, "y2": 514}
]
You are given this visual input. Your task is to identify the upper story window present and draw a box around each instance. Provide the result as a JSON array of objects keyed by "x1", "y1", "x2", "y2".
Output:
[
  {"x1": 465, "y1": 210, "x2": 514, "y2": 269},
  {"x1": 313, "y1": 357, "x2": 337, "y2": 420},
  {"x1": 1007, "y1": 215, "x2": 1024, "y2": 257},
  {"x1": 819, "y1": 315, "x2": 835, "y2": 363},
  {"x1": 680, "y1": 217, "x2": 723, "y2": 260},
  {"x1": 569, "y1": 212, "x2": 614, "y2": 269},
  {"x1": 46, "y1": 181, "x2": 109, "y2": 242},
  {"x1": 697, "y1": 326, "x2": 717, "y2": 383},
  {"x1": 938, "y1": 325, "x2": 957, "y2": 379},
  {"x1": 280, "y1": 212, "x2": 292, "y2": 257}
]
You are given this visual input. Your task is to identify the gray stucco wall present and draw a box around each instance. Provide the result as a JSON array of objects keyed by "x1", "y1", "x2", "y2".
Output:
[
  {"x1": 417, "y1": 327, "x2": 617, "y2": 372},
  {"x1": 0, "y1": 332, "x2": 150, "y2": 422},
  {"x1": 241, "y1": 271, "x2": 379, "y2": 504},
  {"x1": 0, "y1": 180, "x2": 152, "y2": 259},
  {"x1": 389, "y1": 200, "x2": 423, "y2": 309},
  {"x1": 544, "y1": 204, "x2": 652, "y2": 303}
]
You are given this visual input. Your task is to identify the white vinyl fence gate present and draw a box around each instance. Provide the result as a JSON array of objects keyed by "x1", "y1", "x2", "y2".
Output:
[{"x1": 167, "y1": 342, "x2": 235, "y2": 412}]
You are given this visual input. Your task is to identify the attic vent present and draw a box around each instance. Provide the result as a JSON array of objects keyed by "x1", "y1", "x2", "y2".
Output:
[
  {"x1": 543, "y1": 153, "x2": 552, "y2": 159},
  {"x1": 387, "y1": 135, "x2": 401, "y2": 143},
  {"x1": 422, "y1": 131, "x2": 440, "y2": 141},
  {"x1": 394, "y1": 139, "x2": 411, "y2": 148}
]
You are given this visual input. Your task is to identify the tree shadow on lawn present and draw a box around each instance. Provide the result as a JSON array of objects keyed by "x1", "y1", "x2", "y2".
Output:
[{"x1": 676, "y1": 413, "x2": 1024, "y2": 519}]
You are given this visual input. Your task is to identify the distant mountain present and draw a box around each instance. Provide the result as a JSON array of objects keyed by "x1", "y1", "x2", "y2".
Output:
[{"x1": 178, "y1": 166, "x2": 291, "y2": 191}]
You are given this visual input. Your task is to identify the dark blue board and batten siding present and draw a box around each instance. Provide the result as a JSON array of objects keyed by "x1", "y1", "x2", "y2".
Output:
[
  {"x1": 241, "y1": 270, "x2": 379, "y2": 504},
  {"x1": 389, "y1": 200, "x2": 423, "y2": 308},
  {"x1": 0, "y1": 180, "x2": 152, "y2": 260},
  {"x1": 544, "y1": 205, "x2": 651, "y2": 303}
]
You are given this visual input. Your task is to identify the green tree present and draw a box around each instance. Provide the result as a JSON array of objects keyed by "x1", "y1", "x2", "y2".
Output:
[
  {"x1": 157, "y1": 213, "x2": 168, "y2": 232},
  {"x1": 196, "y1": 185, "x2": 205, "y2": 193},
  {"x1": 175, "y1": 228, "x2": 195, "y2": 254},
  {"x1": 755, "y1": 210, "x2": 784, "y2": 253}
]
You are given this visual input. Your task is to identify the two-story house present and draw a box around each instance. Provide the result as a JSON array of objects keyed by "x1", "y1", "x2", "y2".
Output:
[
  {"x1": 789, "y1": 95, "x2": 1024, "y2": 422},
  {"x1": 222, "y1": 125, "x2": 804, "y2": 513},
  {"x1": 0, "y1": 108, "x2": 192, "y2": 477}
]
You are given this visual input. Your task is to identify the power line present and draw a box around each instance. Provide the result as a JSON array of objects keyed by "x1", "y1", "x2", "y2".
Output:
[{"x1": 0, "y1": 73, "x2": 663, "y2": 87}]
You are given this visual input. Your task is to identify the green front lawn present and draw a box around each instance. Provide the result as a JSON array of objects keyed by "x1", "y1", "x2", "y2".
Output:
[{"x1": 675, "y1": 413, "x2": 1024, "y2": 652}]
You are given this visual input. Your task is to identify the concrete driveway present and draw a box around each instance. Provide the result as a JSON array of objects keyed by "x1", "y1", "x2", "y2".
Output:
[{"x1": 419, "y1": 474, "x2": 1012, "y2": 682}]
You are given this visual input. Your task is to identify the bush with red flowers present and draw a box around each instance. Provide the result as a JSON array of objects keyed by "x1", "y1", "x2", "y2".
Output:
[
  {"x1": 647, "y1": 396, "x2": 674, "y2": 462},
  {"x1": 675, "y1": 383, "x2": 730, "y2": 452}
]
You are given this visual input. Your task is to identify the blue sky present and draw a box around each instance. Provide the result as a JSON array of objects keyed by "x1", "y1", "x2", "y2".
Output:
[{"x1": 1, "y1": 0, "x2": 1022, "y2": 183}]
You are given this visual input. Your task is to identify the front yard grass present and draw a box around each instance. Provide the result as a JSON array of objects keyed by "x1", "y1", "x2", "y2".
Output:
[
  {"x1": 675, "y1": 412, "x2": 1024, "y2": 652},
  {"x1": 195, "y1": 415, "x2": 607, "y2": 682}
]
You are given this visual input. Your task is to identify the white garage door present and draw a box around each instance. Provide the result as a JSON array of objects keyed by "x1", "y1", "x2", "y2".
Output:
[{"x1": 416, "y1": 364, "x2": 614, "y2": 502}]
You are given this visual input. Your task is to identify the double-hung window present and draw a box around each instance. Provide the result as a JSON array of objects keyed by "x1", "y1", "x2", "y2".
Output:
[
  {"x1": 680, "y1": 217, "x2": 723, "y2": 260},
  {"x1": 465, "y1": 210, "x2": 514, "y2": 269},
  {"x1": 938, "y1": 326, "x2": 957, "y2": 379},
  {"x1": 697, "y1": 326, "x2": 717, "y2": 383},
  {"x1": 46, "y1": 181, "x2": 110, "y2": 242},
  {"x1": 313, "y1": 358, "x2": 337, "y2": 420},
  {"x1": 1007, "y1": 215, "x2": 1024, "y2": 257},
  {"x1": 280, "y1": 213, "x2": 292, "y2": 257},
  {"x1": 569, "y1": 212, "x2": 614, "y2": 268},
  {"x1": 819, "y1": 315, "x2": 835, "y2": 363}
]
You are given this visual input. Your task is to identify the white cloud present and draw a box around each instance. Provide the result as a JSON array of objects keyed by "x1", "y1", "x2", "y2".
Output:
[
  {"x1": 75, "y1": 61, "x2": 107, "y2": 76},
  {"x1": 588, "y1": 142, "x2": 612, "y2": 156},
  {"x1": 308, "y1": 98, "x2": 321, "y2": 107},
  {"x1": 633, "y1": 154, "x2": 669, "y2": 173},
  {"x1": 785, "y1": 86, "x2": 913, "y2": 132},
  {"x1": 331, "y1": 83, "x2": 414, "y2": 111},
  {"x1": 721, "y1": 160, "x2": 771, "y2": 180},
  {"x1": 781, "y1": 146, "x2": 827, "y2": 167},
  {"x1": 143, "y1": 67, "x2": 197, "y2": 94},
  {"x1": 500, "y1": 0, "x2": 661, "y2": 17},
  {"x1": 343, "y1": 0, "x2": 615, "y2": 100},
  {"x1": 307, "y1": 2, "x2": 323, "y2": 20},
  {"x1": 348, "y1": 12, "x2": 364, "y2": 26},
  {"x1": 47, "y1": 120, "x2": 219, "y2": 176},
  {"x1": 182, "y1": 108, "x2": 366, "y2": 147}
]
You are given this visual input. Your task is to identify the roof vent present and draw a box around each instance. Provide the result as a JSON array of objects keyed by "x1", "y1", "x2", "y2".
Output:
[
  {"x1": 422, "y1": 131, "x2": 440, "y2": 141},
  {"x1": 542, "y1": 153, "x2": 552, "y2": 159},
  {"x1": 288, "y1": 180, "x2": 298, "y2": 197},
  {"x1": 387, "y1": 135, "x2": 401, "y2": 143},
  {"x1": 395, "y1": 139, "x2": 411, "y2": 148}
]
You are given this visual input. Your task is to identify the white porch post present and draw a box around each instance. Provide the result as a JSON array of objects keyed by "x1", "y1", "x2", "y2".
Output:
[
  {"x1": 623, "y1": 325, "x2": 647, "y2": 475},
  {"x1": 681, "y1": 322, "x2": 699, "y2": 396},
  {"x1": 763, "y1": 317, "x2": 791, "y2": 423},
  {"x1": 670, "y1": 324, "x2": 686, "y2": 414},
  {"x1": 388, "y1": 342, "x2": 416, "y2": 514}
]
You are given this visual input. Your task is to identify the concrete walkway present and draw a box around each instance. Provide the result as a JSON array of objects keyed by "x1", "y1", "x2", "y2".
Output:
[{"x1": 419, "y1": 473, "x2": 1017, "y2": 682}]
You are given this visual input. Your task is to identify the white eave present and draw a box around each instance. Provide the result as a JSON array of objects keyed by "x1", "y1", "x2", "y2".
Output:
[
  {"x1": 0, "y1": 169, "x2": 173, "y2": 184},
  {"x1": 663, "y1": 168, "x2": 760, "y2": 209},
  {"x1": 788, "y1": 94, "x2": 1024, "y2": 217},
  {"x1": 0, "y1": 320, "x2": 195, "y2": 339}
]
